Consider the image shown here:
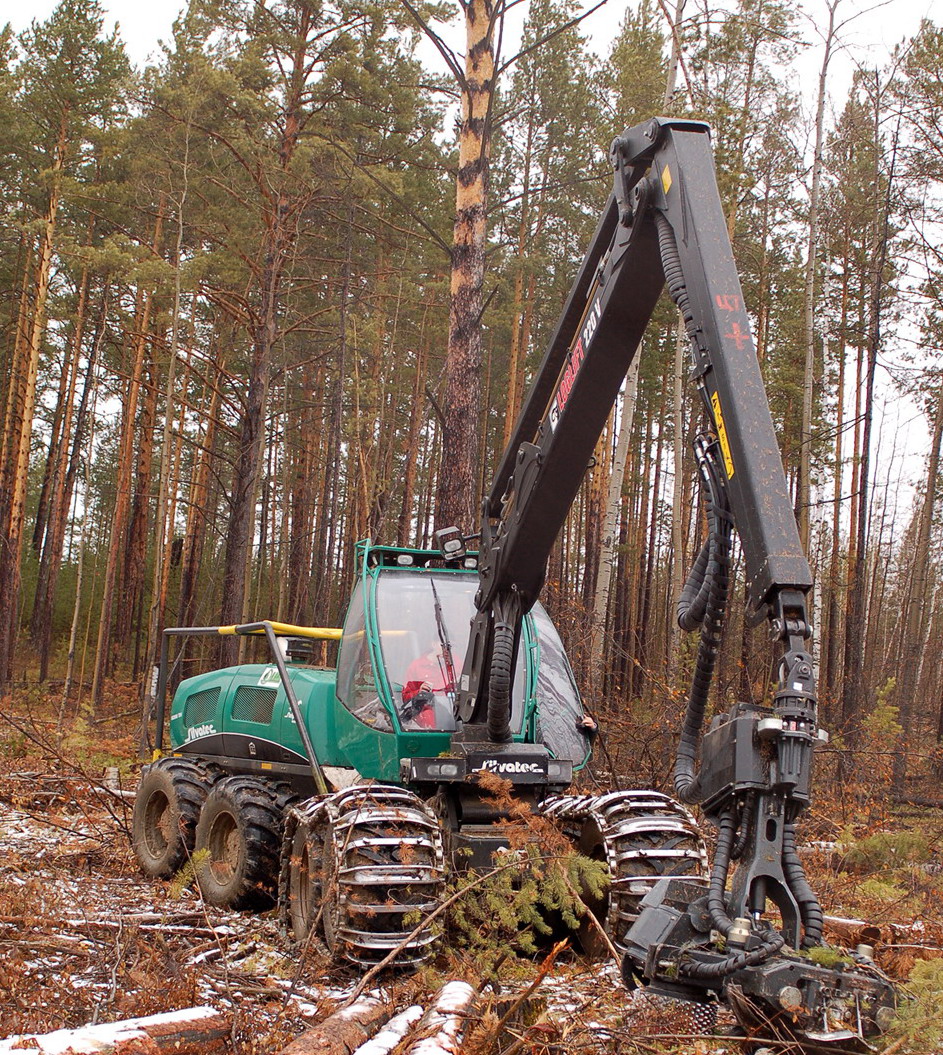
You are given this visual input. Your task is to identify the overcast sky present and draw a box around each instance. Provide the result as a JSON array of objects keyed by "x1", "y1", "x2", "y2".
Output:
[{"x1": 0, "y1": 0, "x2": 936, "y2": 78}]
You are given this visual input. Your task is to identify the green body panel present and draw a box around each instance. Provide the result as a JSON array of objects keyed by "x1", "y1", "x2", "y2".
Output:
[
  {"x1": 332, "y1": 704, "x2": 452, "y2": 782},
  {"x1": 166, "y1": 541, "x2": 591, "y2": 781},
  {"x1": 170, "y1": 664, "x2": 344, "y2": 765}
]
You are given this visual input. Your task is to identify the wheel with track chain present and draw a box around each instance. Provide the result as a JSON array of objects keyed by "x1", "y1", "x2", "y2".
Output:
[
  {"x1": 280, "y1": 785, "x2": 445, "y2": 967},
  {"x1": 195, "y1": 775, "x2": 294, "y2": 910},
  {"x1": 542, "y1": 789, "x2": 708, "y2": 957},
  {"x1": 132, "y1": 756, "x2": 222, "y2": 878}
]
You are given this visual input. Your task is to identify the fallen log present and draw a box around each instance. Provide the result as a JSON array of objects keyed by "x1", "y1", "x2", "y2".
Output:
[
  {"x1": 349, "y1": 1006, "x2": 423, "y2": 1055},
  {"x1": 823, "y1": 914, "x2": 940, "y2": 947},
  {"x1": 277, "y1": 996, "x2": 390, "y2": 1055},
  {"x1": 823, "y1": 914, "x2": 885, "y2": 946},
  {"x1": 0, "y1": 1006, "x2": 231, "y2": 1055},
  {"x1": 893, "y1": 793, "x2": 943, "y2": 809},
  {"x1": 405, "y1": 982, "x2": 476, "y2": 1055}
]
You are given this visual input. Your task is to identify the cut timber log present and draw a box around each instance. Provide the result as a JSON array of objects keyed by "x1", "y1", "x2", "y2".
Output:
[
  {"x1": 823, "y1": 914, "x2": 935, "y2": 946},
  {"x1": 349, "y1": 1007, "x2": 423, "y2": 1055},
  {"x1": 404, "y1": 982, "x2": 476, "y2": 1055},
  {"x1": 278, "y1": 997, "x2": 389, "y2": 1055},
  {"x1": 0, "y1": 1007, "x2": 231, "y2": 1055},
  {"x1": 823, "y1": 914, "x2": 885, "y2": 945}
]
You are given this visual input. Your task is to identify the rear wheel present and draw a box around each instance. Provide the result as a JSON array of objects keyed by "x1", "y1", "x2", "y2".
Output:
[
  {"x1": 132, "y1": 757, "x2": 220, "y2": 878},
  {"x1": 195, "y1": 776, "x2": 290, "y2": 909}
]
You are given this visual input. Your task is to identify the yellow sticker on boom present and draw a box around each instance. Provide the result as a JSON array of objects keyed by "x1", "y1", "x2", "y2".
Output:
[
  {"x1": 662, "y1": 165, "x2": 673, "y2": 195},
  {"x1": 711, "y1": 391, "x2": 735, "y2": 478}
]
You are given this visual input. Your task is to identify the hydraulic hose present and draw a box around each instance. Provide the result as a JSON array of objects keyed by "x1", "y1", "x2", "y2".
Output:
[
  {"x1": 677, "y1": 538, "x2": 711, "y2": 631},
  {"x1": 673, "y1": 446, "x2": 732, "y2": 804},
  {"x1": 680, "y1": 926, "x2": 786, "y2": 980},
  {"x1": 655, "y1": 212, "x2": 698, "y2": 351},
  {"x1": 783, "y1": 820, "x2": 824, "y2": 946},
  {"x1": 730, "y1": 796, "x2": 755, "y2": 860},
  {"x1": 653, "y1": 207, "x2": 812, "y2": 978},
  {"x1": 655, "y1": 210, "x2": 734, "y2": 806},
  {"x1": 706, "y1": 808, "x2": 737, "y2": 936},
  {"x1": 677, "y1": 806, "x2": 786, "y2": 979},
  {"x1": 487, "y1": 621, "x2": 515, "y2": 743}
]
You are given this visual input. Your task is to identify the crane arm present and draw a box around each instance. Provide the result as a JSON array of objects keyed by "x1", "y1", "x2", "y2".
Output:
[{"x1": 456, "y1": 117, "x2": 811, "y2": 736}]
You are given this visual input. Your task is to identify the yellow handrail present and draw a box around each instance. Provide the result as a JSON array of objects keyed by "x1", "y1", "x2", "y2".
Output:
[{"x1": 216, "y1": 621, "x2": 343, "y2": 640}]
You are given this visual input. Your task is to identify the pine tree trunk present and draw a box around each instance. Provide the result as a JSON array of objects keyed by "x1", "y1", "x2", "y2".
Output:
[
  {"x1": 397, "y1": 336, "x2": 428, "y2": 547},
  {"x1": 436, "y1": 0, "x2": 495, "y2": 532},
  {"x1": 823, "y1": 246, "x2": 850, "y2": 703},
  {"x1": 589, "y1": 359, "x2": 640, "y2": 698},
  {"x1": 90, "y1": 278, "x2": 157, "y2": 707},
  {"x1": 841, "y1": 81, "x2": 896, "y2": 736},
  {"x1": 798, "y1": 1, "x2": 837, "y2": 549},
  {"x1": 178, "y1": 343, "x2": 226, "y2": 629},
  {"x1": 893, "y1": 389, "x2": 943, "y2": 779},
  {"x1": 32, "y1": 284, "x2": 106, "y2": 681},
  {"x1": 119, "y1": 349, "x2": 159, "y2": 652},
  {"x1": 0, "y1": 115, "x2": 67, "y2": 685}
]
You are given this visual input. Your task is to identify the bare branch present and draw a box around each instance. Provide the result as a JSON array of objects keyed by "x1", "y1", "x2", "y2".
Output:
[
  {"x1": 399, "y1": 0, "x2": 467, "y2": 88},
  {"x1": 497, "y1": 0, "x2": 609, "y2": 77}
]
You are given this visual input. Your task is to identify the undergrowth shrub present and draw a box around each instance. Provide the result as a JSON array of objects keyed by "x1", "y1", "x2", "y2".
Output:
[
  {"x1": 889, "y1": 955, "x2": 943, "y2": 1051},
  {"x1": 445, "y1": 772, "x2": 608, "y2": 971},
  {"x1": 843, "y1": 831, "x2": 932, "y2": 873}
]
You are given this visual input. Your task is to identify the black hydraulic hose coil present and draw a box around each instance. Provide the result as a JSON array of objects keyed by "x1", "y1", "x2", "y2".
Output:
[
  {"x1": 673, "y1": 453, "x2": 731, "y2": 805},
  {"x1": 655, "y1": 210, "x2": 734, "y2": 806},
  {"x1": 677, "y1": 538, "x2": 711, "y2": 631},
  {"x1": 707, "y1": 809, "x2": 737, "y2": 936},
  {"x1": 783, "y1": 820, "x2": 824, "y2": 946},
  {"x1": 730, "y1": 796, "x2": 755, "y2": 860},
  {"x1": 655, "y1": 212, "x2": 699, "y2": 350},
  {"x1": 680, "y1": 926, "x2": 786, "y2": 980},
  {"x1": 487, "y1": 621, "x2": 515, "y2": 744},
  {"x1": 676, "y1": 807, "x2": 787, "y2": 980}
]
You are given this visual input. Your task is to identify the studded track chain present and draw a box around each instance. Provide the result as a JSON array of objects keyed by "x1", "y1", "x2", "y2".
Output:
[
  {"x1": 280, "y1": 784, "x2": 445, "y2": 967},
  {"x1": 541, "y1": 789, "x2": 709, "y2": 953}
]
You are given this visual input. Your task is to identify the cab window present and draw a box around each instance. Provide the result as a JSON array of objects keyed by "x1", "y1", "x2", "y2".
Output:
[
  {"x1": 336, "y1": 581, "x2": 392, "y2": 731},
  {"x1": 531, "y1": 603, "x2": 589, "y2": 766},
  {"x1": 374, "y1": 570, "x2": 527, "y2": 733}
]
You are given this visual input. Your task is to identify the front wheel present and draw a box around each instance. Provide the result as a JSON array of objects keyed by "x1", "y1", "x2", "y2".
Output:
[{"x1": 542, "y1": 790, "x2": 708, "y2": 957}]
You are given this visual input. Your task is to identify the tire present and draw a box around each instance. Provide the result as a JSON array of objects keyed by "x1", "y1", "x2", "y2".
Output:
[
  {"x1": 574, "y1": 831, "x2": 611, "y2": 960},
  {"x1": 542, "y1": 791, "x2": 708, "y2": 958},
  {"x1": 578, "y1": 810, "x2": 706, "y2": 956},
  {"x1": 132, "y1": 757, "x2": 220, "y2": 879},
  {"x1": 194, "y1": 776, "x2": 287, "y2": 910},
  {"x1": 286, "y1": 818, "x2": 324, "y2": 942}
]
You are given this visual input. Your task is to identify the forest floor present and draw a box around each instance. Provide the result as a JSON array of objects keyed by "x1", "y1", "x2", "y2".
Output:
[{"x1": 1, "y1": 689, "x2": 942, "y2": 1053}]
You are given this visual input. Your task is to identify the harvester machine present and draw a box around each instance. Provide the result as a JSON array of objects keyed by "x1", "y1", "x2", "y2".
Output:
[{"x1": 134, "y1": 117, "x2": 897, "y2": 1046}]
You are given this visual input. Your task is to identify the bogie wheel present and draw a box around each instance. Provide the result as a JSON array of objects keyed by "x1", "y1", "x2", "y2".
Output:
[
  {"x1": 132, "y1": 757, "x2": 221, "y2": 878},
  {"x1": 285, "y1": 816, "x2": 325, "y2": 942},
  {"x1": 194, "y1": 776, "x2": 288, "y2": 910},
  {"x1": 542, "y1": 790, "x2": 708, "y2": 957},
  {"x1": 323, "y1": 786, "x2": 446, "y2": 967}
]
